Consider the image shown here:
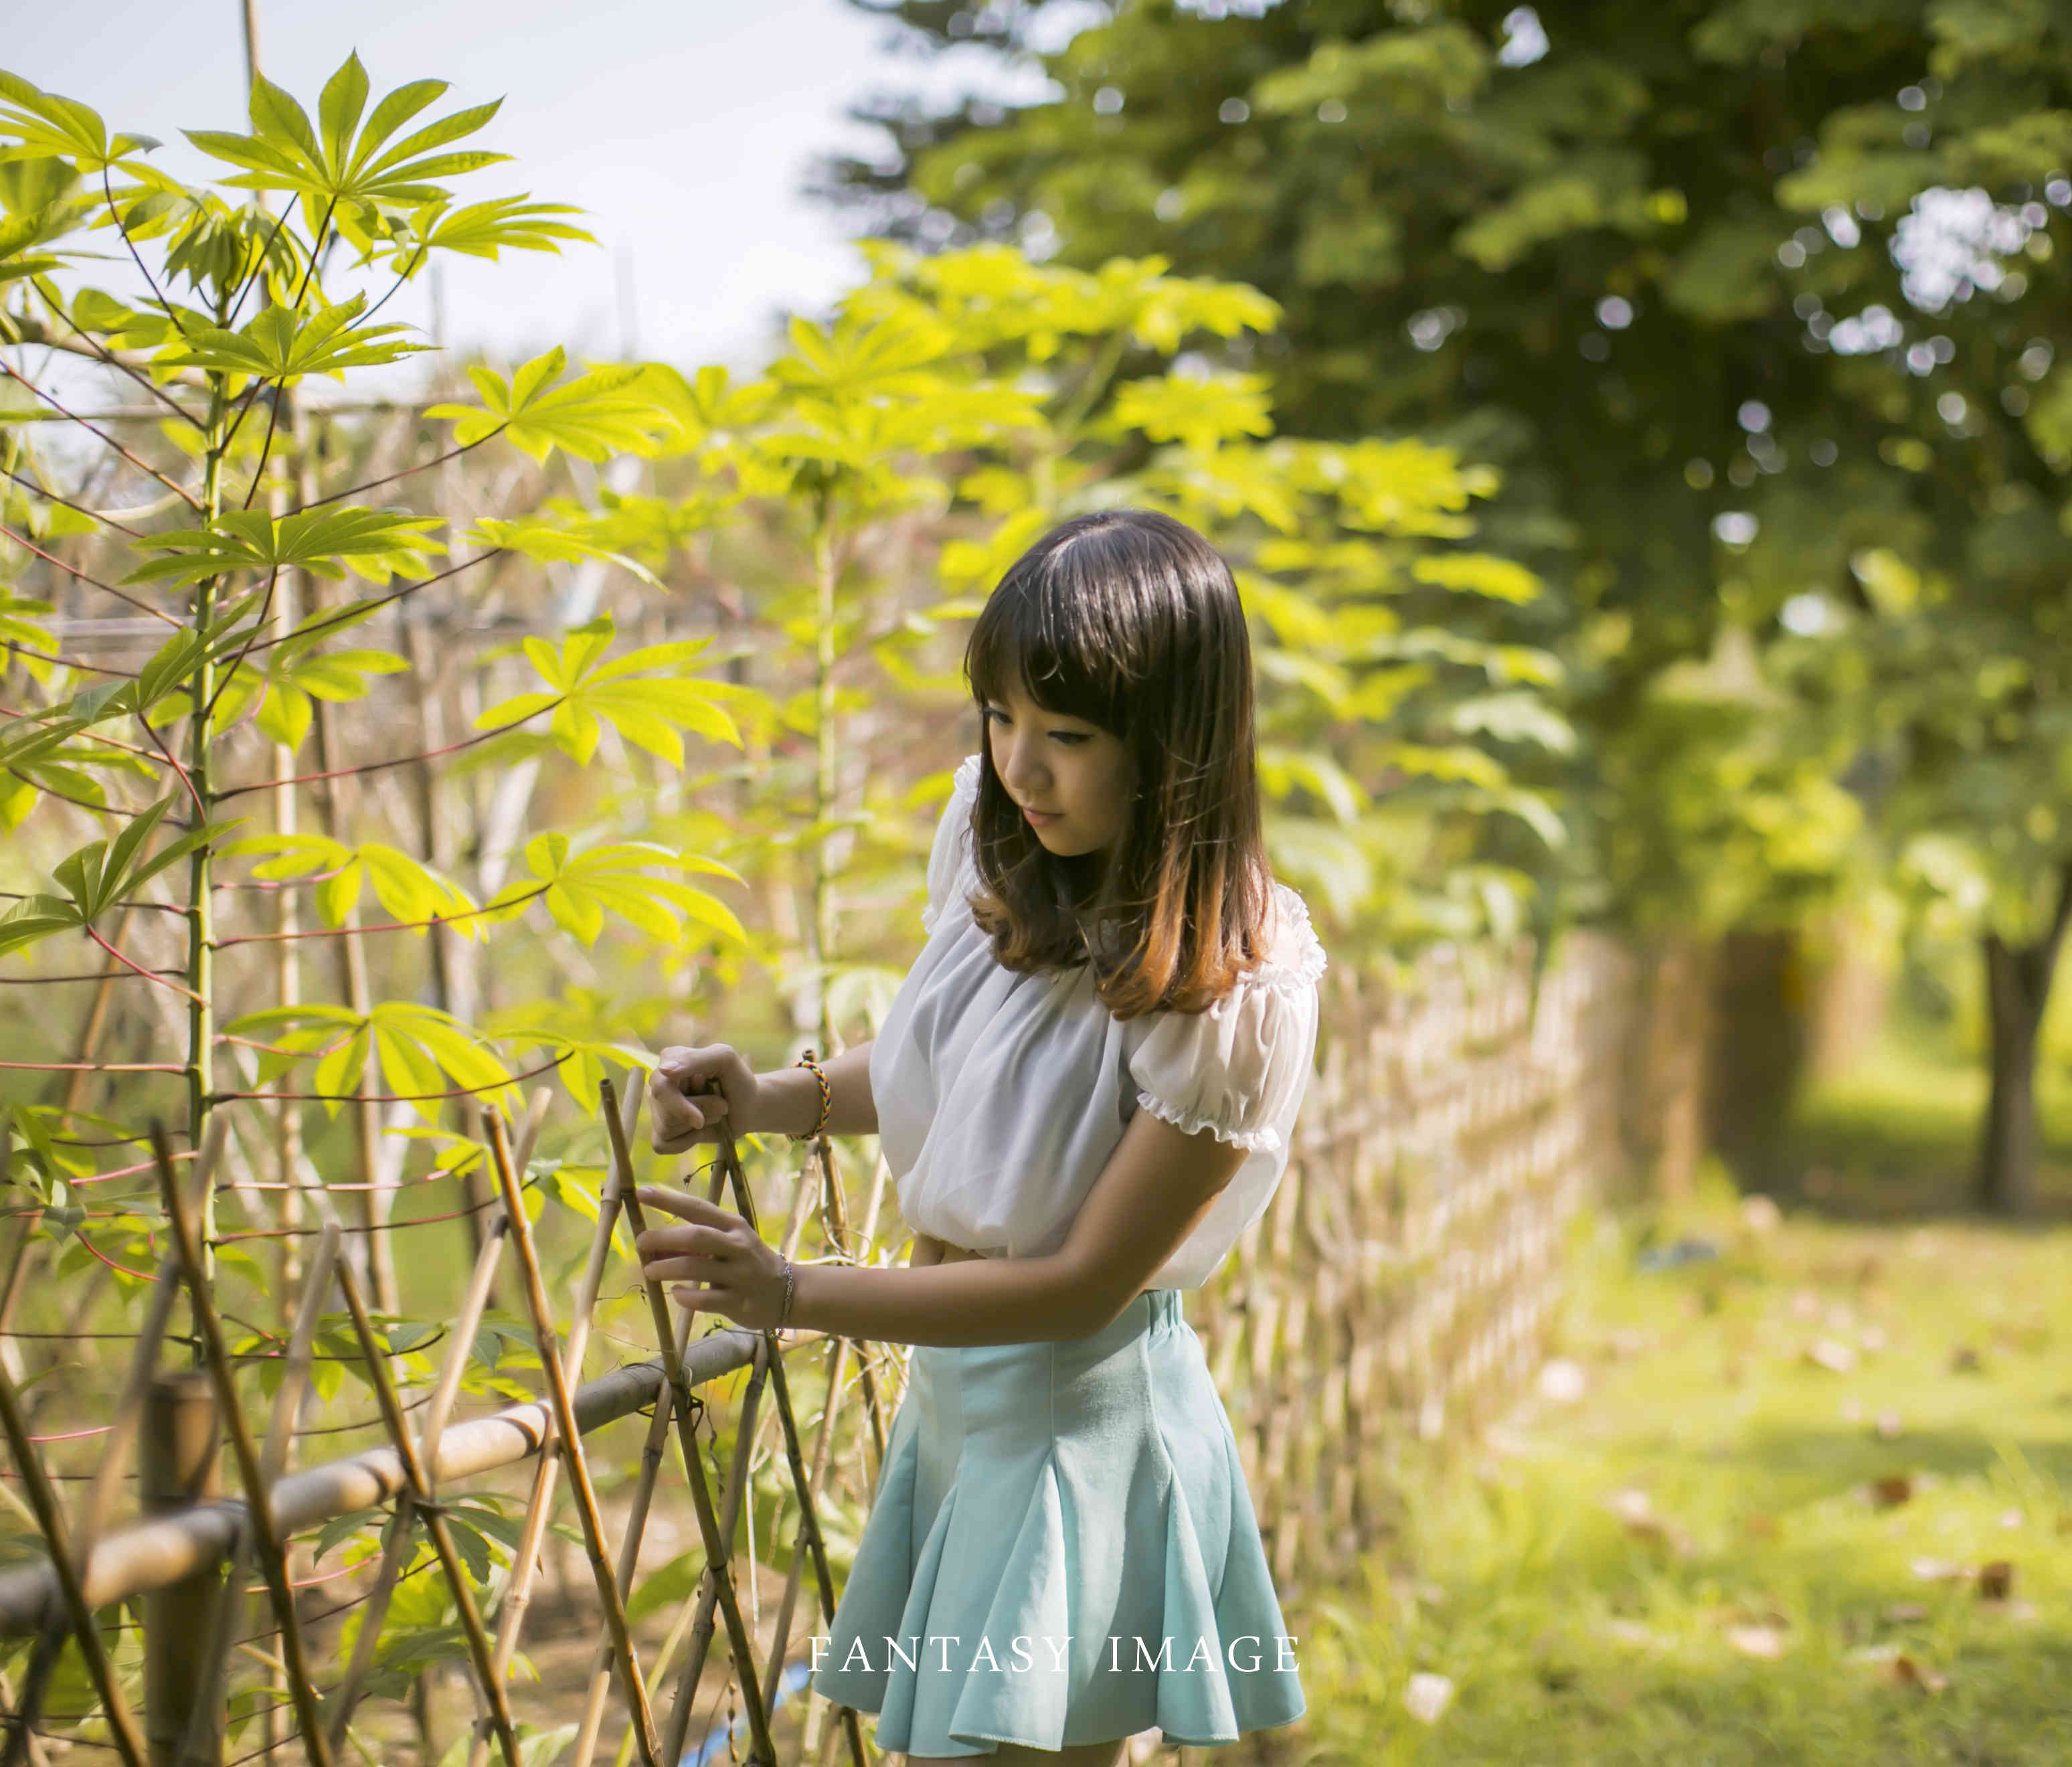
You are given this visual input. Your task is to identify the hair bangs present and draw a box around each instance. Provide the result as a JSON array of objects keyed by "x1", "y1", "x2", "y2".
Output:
[{"x1": 957, "y1": 509, "x2": 1280, "y2": 1021}]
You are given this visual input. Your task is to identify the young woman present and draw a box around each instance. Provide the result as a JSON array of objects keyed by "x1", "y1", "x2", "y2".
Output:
[{"x1": 635, "y1": 508, "x2": 1326, "y2": 1765}]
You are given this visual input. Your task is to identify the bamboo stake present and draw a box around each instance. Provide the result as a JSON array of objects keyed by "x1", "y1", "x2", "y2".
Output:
[
  {"x1": 331, "y1": 1258, "x2": 522, "y2": 1767},
  {"x1": 665, "y1": 1104, "x2": 864, "y2": 1767},
  {"x1": 568, "y1": 1303, "x2": 695, "y2": 1767},
  {"x1": 177, "y1": 1219, "x2": 338, "y2": 1767},
  {"x1": 482, "y1": 1106, "x2": 661, "y2": 1767},
  {"x1": 463, "y1": 1084, "x2": 632, "y2": 1767},
  {"x1": 149, "y1": 1123, "x2": 335, "y2": 1767},
  {"x1": 326, "y1": 1208, "x2": 509, "y2": 1750},
  {"x1": 0, "y1": 1358, "x2": 145, "y2": 1767},
  {"x1": 659, "y1": 1139, "x2": 814, "y2": 1760},
  {"x1": 601, "y1": 1078, "x2": 777, "y2": 1767},
  {"x1": 655, "y1": 1333, "x2": 772, "y2": 1767}
]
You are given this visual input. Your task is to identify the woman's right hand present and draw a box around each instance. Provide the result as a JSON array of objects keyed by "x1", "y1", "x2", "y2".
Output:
[{"x1": 647, "y1": 1044, "x2": 761, "y2": 1154}]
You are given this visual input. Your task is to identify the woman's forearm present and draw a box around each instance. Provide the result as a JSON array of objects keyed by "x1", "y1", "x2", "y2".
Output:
[
  {"x1": 789, "y1": 1252, "x2": 1106, "y2": 1347},
  {"x1": 755, "y1": 1039, "x2": 876, "y2": 1137}
]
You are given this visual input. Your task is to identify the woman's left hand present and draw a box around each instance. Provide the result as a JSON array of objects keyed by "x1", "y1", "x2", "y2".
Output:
[{"x1": 634, "y1": 1185, "x2": 789, "y2": 1329}]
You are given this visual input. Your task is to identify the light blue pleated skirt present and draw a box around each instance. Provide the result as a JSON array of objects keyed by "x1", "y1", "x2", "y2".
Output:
[{"x1": 808, "y1": 1287, "x2": 1306, "y2": 1756}]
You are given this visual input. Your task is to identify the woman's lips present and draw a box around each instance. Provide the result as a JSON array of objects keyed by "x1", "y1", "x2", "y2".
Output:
[{"x1": 1024, "y1": 807, "x2": 1060, "y2": 826}]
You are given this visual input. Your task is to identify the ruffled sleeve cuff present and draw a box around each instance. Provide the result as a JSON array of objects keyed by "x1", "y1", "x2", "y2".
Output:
[
  {"x1": 919, "y1": 754, "x2": 983, "y2": 936},
  {"x1": 1127, "y1": 922, "x2": 1324, "y2": 1154}
]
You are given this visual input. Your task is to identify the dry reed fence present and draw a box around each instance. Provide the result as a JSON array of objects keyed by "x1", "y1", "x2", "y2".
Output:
[{"x1": 0, "y1": 926, "x2": 1675, "y2": 1767}]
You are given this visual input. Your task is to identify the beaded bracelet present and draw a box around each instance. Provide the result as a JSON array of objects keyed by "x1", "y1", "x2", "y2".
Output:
[
  {"x1": 774, "y1": 1255, "x2": 797, "y2": 1331},
  {"x1": 790, "y1": 1047, "x2": 832, "y2": 1143}
]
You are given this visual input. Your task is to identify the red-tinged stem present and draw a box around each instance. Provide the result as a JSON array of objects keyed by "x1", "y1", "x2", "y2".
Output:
[
  {"x1": 0, "y1": 1061, "x2": 185, "y2": 1072},
  {"x1": 134, "y1": 711, "x2": 208, "y2": 821},
  {"x1": 211, "y1": 882, "x2": 549, "y2": 946},
  {"x1": 214, "y1": 708, "x2": 559, "y2": 801},
  {"x1": 27, "y1": 285, "x2": 204, "y2": 430},
  {"x1": 86, "y1": 926, "x2": 203, "y2": 1003},
  {"x1": 210, "y1": 1050, "x2": 567, "y2": 1106},
  {"x1": 294, "y1": 428, "x2": 504, "y2": 513},
  {"x1": 0, "y1": 361, "x2": 202, "y2": 512},
  {"x1": 1, "y1": 641, "x2": 139, "y2": 677},
  {"x1": 0, "y1": 969, "x2": 186, "y2": 984},
  {"x1": 199, "y1": 565, "x2": 282, "y2": 724},
  {"x1": 236, "y1": 550, "x2": 505, "y2": 657},
  {"x1": 0, "y1": 523, "x2": 185, "y2": 626},
  {"x1": 0, "y1": 703, "x2": 171, "y2": 765},
  {"x1": 4, "y1": 767, "x2": 155, "y2": 821},
  {"x1": 1, "y1": 465, "x2": 149, "y2": 538}
]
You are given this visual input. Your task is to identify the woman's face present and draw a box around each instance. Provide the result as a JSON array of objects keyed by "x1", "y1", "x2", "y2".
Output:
[{"x1": 982, "y1": 682, "x2": 1132, "y2": 859}]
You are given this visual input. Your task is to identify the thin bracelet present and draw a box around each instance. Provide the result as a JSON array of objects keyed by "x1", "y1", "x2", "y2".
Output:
[
  {"x1": 789, "y1": 1047, "x2": 832, "y2": 1142},
  {"x1": 774, "y1": 1254, "x2": 797, "y2": 1331}
]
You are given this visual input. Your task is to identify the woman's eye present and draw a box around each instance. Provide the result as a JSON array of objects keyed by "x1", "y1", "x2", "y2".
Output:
[{"x1": 1049, "y1": 731, "x2": 1088, "y2": 746}]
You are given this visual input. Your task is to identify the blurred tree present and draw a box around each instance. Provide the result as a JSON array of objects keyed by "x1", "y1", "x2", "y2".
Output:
[{"x1": 821, "y1": 0, "x2": 2072, "y2": 1213}]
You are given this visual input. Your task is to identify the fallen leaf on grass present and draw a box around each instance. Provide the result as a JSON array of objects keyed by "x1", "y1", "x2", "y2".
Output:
[
  {"x1": 1403, "y1": 1672, "x2": 1454, "y2": 1725},
  {"x1": 1802, "y1": 1337, "x2": 1859, "y2": 1374},
  {"x1": 1726, "y1": 1624, "x2": 1788, "y2": 1660},
  {"x1": 1889, "y1": 1654, "x2": 1948, "y2": 1694},
  {"x1": 1976, "y1": 1560, "x2": 2015, "y2": 1601},
  {"x1": 1606, "y1": 1488, "x2": 1697, "y2": 1557},
  {"x1": 1949, "y1": 1345, "x2": 1982, "y2": 1373},
  {"x1": 1866, "y1": 1475, "x2": 1913, "y2": 1509}
]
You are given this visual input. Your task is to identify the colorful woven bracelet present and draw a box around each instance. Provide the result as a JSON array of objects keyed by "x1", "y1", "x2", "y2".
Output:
[{"x1": 790, "y1": 1047, "x2": 832, "y2": 1142}]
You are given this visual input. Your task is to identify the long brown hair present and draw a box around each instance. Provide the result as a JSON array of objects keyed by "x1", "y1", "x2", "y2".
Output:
[{"x1": 961, "y1": 507, "x2": 1276, "y2": 1020}]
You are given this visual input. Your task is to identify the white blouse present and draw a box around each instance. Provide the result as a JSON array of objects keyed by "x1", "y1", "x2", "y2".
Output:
[{"x1": 868, "y1": 754, "x2": 1328, "y2": 1291}]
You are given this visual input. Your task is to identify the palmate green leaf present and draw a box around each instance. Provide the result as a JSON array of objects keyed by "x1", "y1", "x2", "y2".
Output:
[
  {"x1": 184, "y1": 55, "x2": 508, "y2": 231},
  {"x1": 243, "y1": 645, "x2": 408, "y2": 754},
  {"x1": 1104, "y1": 371, "x2": 1276, "y2": 454},
  {"x1": 0, "y1": 72, "x2": 161, "y2": 173},
  {"x1": 0, "y1": 892, "x2": 75, "y2": 957},
  {"x1": 48, "y1": 796, "x2": 240, "y2": 926},
  {"x1": 464, "y1": 518, "x2": 660, "y2": 588},
  {"x1": 155, "y1": 294, "x2": 429, "y2": 384},
  {"x1": 408, "y1": 194, "x2": 592, "y2": 261},
  {"x1": 1258, "y1": 747, "x2": 1371, "y2": 823},
  {"x1": 126, "y1": 508, "x2": 446, "y2": 588},
  {"x1": 226, "y1": 1000, "x2": 517, "y2": 1118},
  {"x1": 472, "y1": 613, "x2": 747, "y2": 767},
  {"x1": 426, "y1": 347, "x2": 682, "y2": 461},
  {"x1": 224, "y1": 833, "x2": 481, "y2": 936},
  {"x1": 520, "y1": 833, "x2": 747, "y2": 948}
]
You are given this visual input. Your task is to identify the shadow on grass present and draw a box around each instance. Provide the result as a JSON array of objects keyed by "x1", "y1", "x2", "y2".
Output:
[{"x1": 1760, "y1": 1027, "x2": 2072, "y2": 1224}]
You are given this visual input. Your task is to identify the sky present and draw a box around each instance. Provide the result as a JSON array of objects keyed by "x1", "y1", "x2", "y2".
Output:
[{"x1": 10, "y1": 0, "x2": 1072, "y2": 374}]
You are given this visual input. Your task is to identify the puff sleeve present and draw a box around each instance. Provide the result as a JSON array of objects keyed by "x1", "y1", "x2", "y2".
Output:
[
  {"x1": 1127, "y1": 939, "x2": 1325, "y2": 1155},
  {"x1": 919, "y1": 754, "x2": 983, "y2": 937}
]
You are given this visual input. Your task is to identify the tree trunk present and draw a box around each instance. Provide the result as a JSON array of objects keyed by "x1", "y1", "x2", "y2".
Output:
[{"x1": 1976, "y1": 865, "x2": 2072, "y2": 1215}]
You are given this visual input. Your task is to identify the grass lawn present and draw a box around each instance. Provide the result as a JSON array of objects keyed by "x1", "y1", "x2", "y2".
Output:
[{"x1": 1282, "y1": 1063, "x2": 2072, "y2": 1764}]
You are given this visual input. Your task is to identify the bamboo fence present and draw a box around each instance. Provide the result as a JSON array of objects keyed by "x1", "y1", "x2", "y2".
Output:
[{"x1": 0, "y1": 926, "x2": 1678, "y2": 1766}]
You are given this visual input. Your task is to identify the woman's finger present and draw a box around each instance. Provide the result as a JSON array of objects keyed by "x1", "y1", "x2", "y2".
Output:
[
  {"x1": 634, "y1": 1221, "x2": 731, "y2": 1256},
  {"x1": 640, "y1": 1256, "x2": 728, "y2": 1284},
  {"x1": 637, "y1": 1185, "x2": 727, "y2": 1225}
]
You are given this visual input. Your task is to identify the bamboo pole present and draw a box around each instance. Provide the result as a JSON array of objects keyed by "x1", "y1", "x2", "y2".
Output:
[
  {"x1": 0, "y1": 1337, "x2": 804, "y2": 1636},
  {"x1": 149, "y1": 1124, "x2": 335, "y2": 1767},
  {"x1": 331, "y1": 1259, "x2": 523, "y2": 1767},
  {"x1": 325, "y1": 1210, "x2": 509, "y2": 1750},
  {"x1": 568, "y1": 1304, "x2": 695, "y2": 1766},
  {"x1": 141, "y1": 1374, "x2": 220, "y2": 1767},
  {"x1": 482, "y1": 1107, "x2": 661, "y2": 1767},
  {"x1": 462, "y1": 1086, "x2": 630, "y2": 1767},
  {"x1": 601, "y1": 1078, "x2": 778, "y2": 1767},
  {"x1": 0, "y1": 1357, "x2": 147, "y2": 1767},
  {"x1": 175, "y1": 1221, "x2": 338, "y2": 1767}
]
